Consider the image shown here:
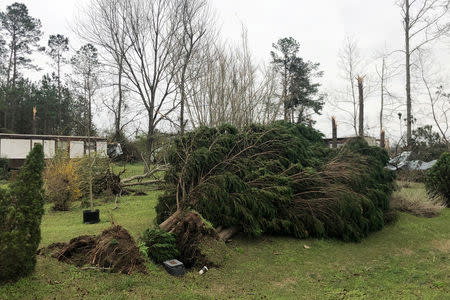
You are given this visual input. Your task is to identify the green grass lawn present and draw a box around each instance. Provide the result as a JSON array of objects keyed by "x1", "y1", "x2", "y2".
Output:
[
  {"x1": 1, "y1": 183, "x2": 449, "y2": 299},
  {"x1": 111, "y1": 162, "x2": 146, "y2": 179}
]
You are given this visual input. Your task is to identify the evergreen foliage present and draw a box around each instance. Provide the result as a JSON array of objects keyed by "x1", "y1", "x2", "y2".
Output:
[
  {"x1": 425, "y1": 152, "x2": 450, "y2": 205},
  {"x1": 0, "y1": 157, "x2": 8, "y2": 179},
  {"x1": 0, "y1": 143, "x2": 45, "y2": 281},
  {"x1": 140, "y1": 228, "x2": 179, "y2": 263},
  {"x1": 156, "y1": 122, "x2": 395, "y2": 242},
  {"x1": 410, "y1": 125, "x2": 448, "y2": 161},
  {"x1": 271, "y1": 37, "x2": 324, "y2": 123}
]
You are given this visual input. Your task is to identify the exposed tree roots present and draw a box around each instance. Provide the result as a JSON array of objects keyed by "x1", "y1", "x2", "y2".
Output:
[{"x1": 40, "y1": 225, "x2": 147, "y2": 275}]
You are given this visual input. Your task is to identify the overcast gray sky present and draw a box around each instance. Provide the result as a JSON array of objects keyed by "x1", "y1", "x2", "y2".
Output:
[{"x1": 1, "y1": 0, "x2": 449, "y2": 142}]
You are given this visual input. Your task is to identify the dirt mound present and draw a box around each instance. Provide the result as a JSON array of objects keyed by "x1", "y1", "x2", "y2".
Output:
[
  {"x1": 171, "y1": 211, "x2": 228, "y2": 268},
  {"x1": 40, "y1": 225, "x2": 146, "y2": 274}
]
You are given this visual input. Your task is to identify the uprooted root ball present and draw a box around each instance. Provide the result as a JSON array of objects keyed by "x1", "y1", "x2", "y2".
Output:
[
  {"x1": 171, "y1": 211, "x2": 229, "y2": 268},
  {"x1": 41, "y1": 225, "x2": 147, "y2": 275},
  {"x1": 90, "y1": 225, "x2": 147, "y2": 274}
]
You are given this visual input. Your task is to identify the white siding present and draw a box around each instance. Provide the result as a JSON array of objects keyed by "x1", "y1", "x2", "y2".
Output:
[
  {"x1": 43, "y1": 140, "x2": 56, "y2": 159},
  {"x1": 97, "y1": 141, "x2": 107, "y2": 156},
  {"x1": 0, "y1": 139, "x2": 31, "y2": 159},
  {"x1": 70, "y1": 141, "x2": 85, "y2": 158}
]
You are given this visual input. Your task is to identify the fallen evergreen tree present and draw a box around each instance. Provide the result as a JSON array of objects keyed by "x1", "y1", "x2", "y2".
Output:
[{"x1": 156, "y1": 122, "x2": 395, "y2": 243}]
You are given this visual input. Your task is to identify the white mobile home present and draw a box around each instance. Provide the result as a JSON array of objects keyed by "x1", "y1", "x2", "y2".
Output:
[{"x1": 0, "y1": 133, "x2": 107, "y2": 168}]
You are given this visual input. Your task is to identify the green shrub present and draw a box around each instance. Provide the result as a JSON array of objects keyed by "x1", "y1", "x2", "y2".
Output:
[
  {"x1": 425, "y1": 152, "x2": 450, "y2": 205},
  {"x1": 140, "y1": 228, "x2": 179, "y2": 263},
  {"x1": 0, "y1": 157, "x2": 9, "y2": 179},
  {"x1": 410, "y1": 125, "x2": 448, "y2": 161},
  {"x1": 0, "y1": 144, "x2": 45, "y2": 282}
]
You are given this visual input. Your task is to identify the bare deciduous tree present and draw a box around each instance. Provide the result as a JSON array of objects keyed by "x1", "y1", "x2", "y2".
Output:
[
  {"x1": 374, "y1": 49, "x2": 402, "y2": 135},
  {"x1": 75, "y1": 0, "x2": 131, "y2": 141},
  {"x1": 334, "y1": 36, "x2": 362, "y2": 135},
  {"x1": 77, "y1": 0, "x2": 191, "y2": 162},
  {"x1": 184, "y1": 28, "x2": 279, "y2": 129},
  {"x1": 418, "y1": 50, "x2": 450, "y2": 144},
  {"x1": 175, "y1": 0, "x2": 211, "y2": 135},
  {"x1": 397, "y1": 0, "x2": 450, "y2": 146}
]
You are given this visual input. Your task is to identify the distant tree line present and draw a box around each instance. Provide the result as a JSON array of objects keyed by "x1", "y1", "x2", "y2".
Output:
[
  {"x1": 0, "y1": 1, "x2": 325, "y2": 162},
  {"x1": 0, "y1": 2, "x2": 96, "y2": 136}
]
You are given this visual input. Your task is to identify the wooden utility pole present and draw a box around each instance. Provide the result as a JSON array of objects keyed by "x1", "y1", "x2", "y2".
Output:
[
  {"x1": 357, "y1": 76, "x2": 364, "y2": 137},
  {"x1": 332, "y1": 116, "x2": 337, "y2": 149}
]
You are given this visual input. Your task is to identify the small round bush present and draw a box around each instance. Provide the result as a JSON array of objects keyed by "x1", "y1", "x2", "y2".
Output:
[
  {"x1": 140, "y1": 228, "x2": 179, "y2": 263},
  {"x1": 425, "y1": 152, "x2": 450, "y2": 205}
]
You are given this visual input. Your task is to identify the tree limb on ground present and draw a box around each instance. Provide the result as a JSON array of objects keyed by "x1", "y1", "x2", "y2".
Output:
[
  {"x1": 121, "y1": 179, "x2": 165, "y2": 188},
  {"x1": 121, "y1": 165, "x2": 168, "y2": 183}
]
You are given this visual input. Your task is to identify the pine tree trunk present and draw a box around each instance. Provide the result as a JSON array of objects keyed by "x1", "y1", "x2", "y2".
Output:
[
  {"x1": 159, "y1": 209, "x2": 183, "y2": 231},
  {"x1": 217, "y1": 226, "x2": 239, "y2": 241},
  {"x1": 57, "y1": 56, "x2": 62, "y2": 134}
]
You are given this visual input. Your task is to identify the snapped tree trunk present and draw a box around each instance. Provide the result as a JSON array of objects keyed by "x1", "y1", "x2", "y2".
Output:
[
  {"x1": 357, "y1": 76, "x2": 364, "y2": 137},
  {"x1": 332, "y1": 116, "x2": 337, "y2": 149}
]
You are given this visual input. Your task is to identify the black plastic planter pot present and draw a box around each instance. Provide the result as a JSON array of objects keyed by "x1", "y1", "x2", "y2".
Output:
[{"x1": 83, "y1": 209, "x2": 100, "y2": 224}]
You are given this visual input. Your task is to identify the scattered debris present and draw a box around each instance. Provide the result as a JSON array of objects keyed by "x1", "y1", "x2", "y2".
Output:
[
  {"x1": 303, "y1": 245, "x2": 310, "y2": 249},
  {"x1": 107, "y1": 143, "x2": 123, "y2": 159},
  {"x1": 163, "y1": 259, "x2": 185, "y2": 276},
  {"x1": 199, "y1": 266, "x2": 208, "y2": 275},
  {"x1": 387, "y1": 151, "x2": 437, "y2": 171}
]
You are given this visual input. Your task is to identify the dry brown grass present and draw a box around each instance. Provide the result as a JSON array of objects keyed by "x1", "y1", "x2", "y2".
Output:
[{"x1": 390, "y1": 181, "x2": 446, "y2": 217}]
